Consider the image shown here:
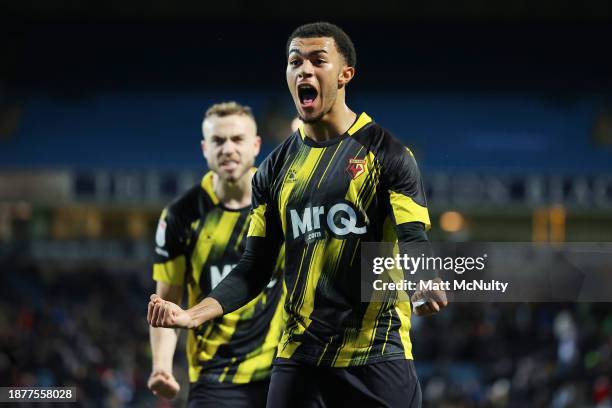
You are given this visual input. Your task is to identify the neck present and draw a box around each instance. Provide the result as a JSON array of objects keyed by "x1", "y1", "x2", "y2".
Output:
[
  {"x1": 212, "y1": 170, "x2": 253, "y2": 210},
  {"x1": 303, "y1": 96, "x2": 357, "y2": 142}
]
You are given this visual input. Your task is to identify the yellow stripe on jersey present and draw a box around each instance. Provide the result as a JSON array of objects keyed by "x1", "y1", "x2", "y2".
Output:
[
  {"x1": 292, "y1": 147, "x2": 325, "y2": 204},
  {"x1": 200, "y1": 171, "x2": 220, "y2": 206},
  {"x1": 234, "y1": 215, "x2": 250, "y2": 251},
  {"x1": 347, "y1": 112, "x2": 372, "y2": 136},
  {"x1": 395, "y1": 301, "x2": 413, "y2": 359},
  {"x1": 153, "y1": 256, "x2": 186, "y2": 285},
  {"x1": 190, "y1": 230, "x2": 216, "y2": 288},
  {"x1": 294, "y1": 240, "x2": 325, "y2": 318},
  {"x1": 248, "y1": 204, "x2": 267, "y2": 237},
  {"x1": 209, "y1": 212, "x2": 242, "y2": 259},
  {"x1": 389, "y1": 191, "x2": 431, "y2": 230},
  {"x1": 381, "y1": 310, "x2": 394, "y2": 355},
  {"x1": 277, "y1": 148, "x2": 308, "y2": 234}
]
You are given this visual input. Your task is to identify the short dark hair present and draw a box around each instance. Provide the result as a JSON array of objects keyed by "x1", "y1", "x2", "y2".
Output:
[{"x1": 287, "y1": 22, "x2": 356, "y2": 67}]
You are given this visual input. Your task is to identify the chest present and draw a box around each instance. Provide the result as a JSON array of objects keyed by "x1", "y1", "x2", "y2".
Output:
[{"x1": 275, "y1": 143, "x2": 382, "y2": 241}]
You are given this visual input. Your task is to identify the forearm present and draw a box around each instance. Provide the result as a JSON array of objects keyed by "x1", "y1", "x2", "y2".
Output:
[
  {"x1": 149, "y1": 281, "x2": 183, "y2": 370},
  {"x1": 185, "y1": 297, "x2": 224, "y2": 328},
  {"x1": 397, "y1": 222, "x2": 438, "y2": 284},
  {"x1": 149, "y1": 326, "x2": 178, "y2": 372}
]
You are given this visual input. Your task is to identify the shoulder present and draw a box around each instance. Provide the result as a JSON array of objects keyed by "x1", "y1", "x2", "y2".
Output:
[
  {"x1": 256, "y1": 132, "x2": 300, "y2": 181},
  {"x1": 163, "y1": 182, "x2": 204, "y2": 228},
  {"x1": 353, "y1": 122, "x2": 423, "y2": 190},
  {"x1": 351, "y1": 122, "x2": 410, "y2": 160}
]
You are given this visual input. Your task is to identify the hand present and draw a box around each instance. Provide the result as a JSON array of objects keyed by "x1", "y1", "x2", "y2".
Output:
[
  {"x1": 147, "y1": 370, "x2": 180, "y2": 399},
  {"x1": 411, "y1": 278, "x2": 448, "y2": 317},
  {"x1": 148, "y1": 294, "x2": 192, "y2": 328}
]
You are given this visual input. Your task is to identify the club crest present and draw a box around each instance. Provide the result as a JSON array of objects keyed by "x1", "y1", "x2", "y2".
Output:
[{"x1": 346, "y1": 158, "x2": 366, "y2": 180}]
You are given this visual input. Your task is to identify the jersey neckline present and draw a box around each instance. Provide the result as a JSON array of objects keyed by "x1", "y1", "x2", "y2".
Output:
[
  {"x1": 298, "y1": 112, "x2": 372, "y2": 148},
  {"x1": 200, "y1": 170, "x2": 253, "y2": 212}
]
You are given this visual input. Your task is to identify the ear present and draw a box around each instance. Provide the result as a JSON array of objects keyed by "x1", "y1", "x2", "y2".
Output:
[
  {"x1": 338, "y1": 66, "x2": 355, "y2": 87},
  {"x1": 253, "y1": 136, "x2": 262, "y2": 157},
  {"x1": 201, "y1": 139, "x2": 207, "y2": 157}
]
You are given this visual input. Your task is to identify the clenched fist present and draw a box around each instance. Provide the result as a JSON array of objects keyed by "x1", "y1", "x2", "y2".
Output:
[
  {"x1": 148, "y1": 370, "x2": 180, "y2": 399},
  {"x1": 147, "y1": 294, "x2": 193, "y2": 328},
  {"x1": 411, "y1": 278, "x2": 448, "y2": 317}
]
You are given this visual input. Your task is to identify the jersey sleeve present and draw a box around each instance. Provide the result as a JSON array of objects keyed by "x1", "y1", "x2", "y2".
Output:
[
  {"x1": 379, "y1": 138, "x2": 435, "y2": 287},
  {"x1": 152, "y1": 207, "x2": 187, "y2": 286},
  {"x1": 381, "y1": 141, "x2": 431, "y2": 232},
  {"x1": 247, "y1": 158, "x2": 283, "y2": 243}
]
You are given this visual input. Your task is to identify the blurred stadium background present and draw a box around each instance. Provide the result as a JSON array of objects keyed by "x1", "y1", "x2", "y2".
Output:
[{"x1": 1, "y1": 1, "x2": 612, "y2": 407}]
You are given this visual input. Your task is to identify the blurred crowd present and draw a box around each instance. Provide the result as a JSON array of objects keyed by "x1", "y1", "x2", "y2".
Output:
[
  {"x1": 1, "y1": 263, "x2": 611, "y2": 407},
  {"x1": 412, "y1": 303, "x2": 612, "y2": 407},
  {"x1": 0, "y1": 262, "x2": 189, "y2": 407}
]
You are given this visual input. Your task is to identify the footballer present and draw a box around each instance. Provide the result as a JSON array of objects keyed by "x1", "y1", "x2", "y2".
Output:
[
  {"x1": 148, "y1": 24, "x2": 446, "y2": 407},
  {"x1": 148, "y1": 102, "x2": 285, "y2": 407}
]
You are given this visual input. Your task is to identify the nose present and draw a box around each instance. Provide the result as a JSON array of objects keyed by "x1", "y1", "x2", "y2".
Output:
[
  {"x1": 297, "y1": 59, "x2": 314, "y2": 79},
  {"x1": 220, "y1": 139, "x2": 238, "y2": 156}
]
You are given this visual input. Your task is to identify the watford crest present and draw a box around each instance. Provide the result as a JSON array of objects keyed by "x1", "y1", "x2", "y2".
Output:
[{"x1": 346, "y1": 158, "x2": 366, "y2": 180}]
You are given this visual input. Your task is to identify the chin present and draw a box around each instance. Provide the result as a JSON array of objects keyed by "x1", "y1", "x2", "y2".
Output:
[
  {"x1": 223, "y1": 174, "x2": 239, "y2": 183},
  {"x1": 300, "y1": 111, "x2": 325, "y2": 124},
  {"x1": 222, "y1": 169, "x2": 248, "y2": 184}
]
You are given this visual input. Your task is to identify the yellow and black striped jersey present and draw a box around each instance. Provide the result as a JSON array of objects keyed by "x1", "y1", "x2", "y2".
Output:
[
  {"x1": 152, "y1": 171, "x2": 285, "y2": 383},
  {"x1": 247, "y1": 112, "x2": 430, "y2": 367}
]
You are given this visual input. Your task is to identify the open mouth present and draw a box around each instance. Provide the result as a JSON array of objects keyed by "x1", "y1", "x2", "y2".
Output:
[
  {"x1": 298, "y1": 84, "x2": 318, "y2": 108},
  {"x1": 220, "y1": 160, "x2": 239, "y2": 170}
]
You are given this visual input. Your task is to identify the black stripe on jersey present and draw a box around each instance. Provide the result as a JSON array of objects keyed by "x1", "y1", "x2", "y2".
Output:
[
  {"x1": 287, "y1": 242, "x2": 317, "y2": 317},
  {"x1": 271, "y1": 151, "x2": 296, "y2": 196}
]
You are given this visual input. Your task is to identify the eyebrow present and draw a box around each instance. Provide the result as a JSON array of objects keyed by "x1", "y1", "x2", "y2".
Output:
[
  {"x1": 211, "y1": 134, "x2": 244, "y2": 139},
  {"x1": 288, "y1": 48, "x2": 328, "y2": 57}
]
